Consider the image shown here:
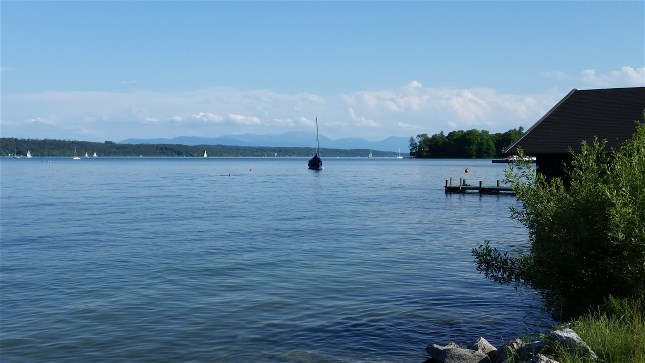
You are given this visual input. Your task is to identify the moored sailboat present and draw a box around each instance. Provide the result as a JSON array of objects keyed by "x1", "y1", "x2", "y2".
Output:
[{"x1": 307, "y1": 117, "x2": 323, "y2": 170}]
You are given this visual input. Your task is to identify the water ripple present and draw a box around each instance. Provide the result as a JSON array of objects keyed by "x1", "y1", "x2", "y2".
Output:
[{"x1": 0, "y1": 158, "x2": 553, "y2": 362}]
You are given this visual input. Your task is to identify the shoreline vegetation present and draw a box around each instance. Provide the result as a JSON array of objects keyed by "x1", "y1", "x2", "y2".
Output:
[
  {"x1": 424, "y1": 295, "x2": 644, "y2": 363},
  {"x1": 1, "y1": 126, "x2": 525, "y2": 158},
  {"x1": 0, "y1": 137, "x2": 398, "y2": 158},
  {"x1": 409, "y1": 127, "x2": 525, "y2": 159},
  {"x1": 446, "y1": 121, "x2": 644, "y2": 363}
]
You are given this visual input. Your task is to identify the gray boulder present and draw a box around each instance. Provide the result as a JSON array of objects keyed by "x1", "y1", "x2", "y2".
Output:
[
  {"x1": 426, "y1": 343, "x2": 491, "y2": 363},
  {"x1": 470, "y1": 337, "x2": 499, "y2": 362},
  {"x1": 497, "y1": 337, "x2": 548, "y2": 363},
  {"x1": 516, "y1": 340, "x2": 547, "y2": 361},
  {"x1": 550, "y1": 328, "x2": 598, "y2": 360},
  {"x1": 498, "y1": 338, "x2": 523, "y2": 362},
  {"x1": 527, "y1": 354, "x2": 560, "y2": 363},
  {"x1": 470, "y1": 337, "x2": 497, "y2": 355}
]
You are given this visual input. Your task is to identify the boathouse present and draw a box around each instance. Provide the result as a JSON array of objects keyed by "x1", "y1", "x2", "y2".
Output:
[{"x1": 504, "y1": 87, "x2": 645, "y2": 182}]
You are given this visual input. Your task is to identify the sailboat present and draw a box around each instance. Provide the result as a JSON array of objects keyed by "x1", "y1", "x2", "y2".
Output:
[
  {"x1": 397, "y1": 148, "x2": 403, "y2": 159},
  {"x1": 85, "y1": 152, "x2": 89, "y2": 158},
  {"x1": 93, "y1": 152, "x2": 98, "y2": 157},
  {"x1": 307, "y1": 117, "x2": 323, "y2": 170},
  {"x1": 203, "y1": 151, "x2": 208, "y2": 158},
  {"x1": 73, "y1": 147, "x2": 81, "y2": 160},
  {"x1": 26, "y1": 150, "x2": 32, "y2": 158}
]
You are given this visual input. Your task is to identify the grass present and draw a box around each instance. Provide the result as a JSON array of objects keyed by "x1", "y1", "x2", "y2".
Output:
[{"x1": 553, "y1": 295, "x2": 645, "y2": 363}]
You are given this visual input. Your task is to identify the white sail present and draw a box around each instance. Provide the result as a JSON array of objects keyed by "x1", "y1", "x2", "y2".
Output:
[
  {"x1": 26, "y1": 150, "x2": 32, "y2": 158},
  {"x1": 85, "y1": 152, "x2": 89, "y2": 158},
  {"x1": 93, "y1": 152, "x2": 97, "y2": 157},
  {"x1": 203, "y1": 151, "x2": 208, "y2": 158}
]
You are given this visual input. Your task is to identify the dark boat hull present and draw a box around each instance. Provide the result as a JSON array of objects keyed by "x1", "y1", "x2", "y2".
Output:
[{"x1": 308, "y1": 154, "x2": 322, "y2": 170}]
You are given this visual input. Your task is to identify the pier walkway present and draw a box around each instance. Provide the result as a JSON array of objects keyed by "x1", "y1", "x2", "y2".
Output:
[{"x1": 444, "y1": 178, "x2": 515, "y2": 195}]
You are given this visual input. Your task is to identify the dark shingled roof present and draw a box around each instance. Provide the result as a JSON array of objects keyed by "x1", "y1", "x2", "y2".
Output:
[{"x1": 505, "y1": 87, "x2": 645, "y2": 155}]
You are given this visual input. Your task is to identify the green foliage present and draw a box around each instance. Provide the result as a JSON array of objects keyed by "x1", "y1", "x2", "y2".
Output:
[
  {"x1": 473, "y1": 120, "x2": 645, "y2": 319},
  {"x1": 410, "y1": 127, "x2": 523, "y2": 158},
  {"x1": 494, "y1": 295, "x2": 645, "y2": 363},
  {"x1": 563, "y1": 295, "x2": 645, "y2": 363}
]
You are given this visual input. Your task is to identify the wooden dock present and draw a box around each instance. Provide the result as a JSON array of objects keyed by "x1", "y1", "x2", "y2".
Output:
[{"x1": 444, "y1": 178, "x2": 515, "y2": 195}]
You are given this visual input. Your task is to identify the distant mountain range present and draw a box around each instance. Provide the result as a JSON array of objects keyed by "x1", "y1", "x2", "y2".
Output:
[{"x1": 121, "y1": 132, "x2": 410, "y2": 152}]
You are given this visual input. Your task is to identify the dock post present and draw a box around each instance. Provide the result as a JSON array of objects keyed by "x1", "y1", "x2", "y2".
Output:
[
  {"x1": 479, "y1": 180, "x2": 482, "y2": 193},
  {"x1": 449, "y1": 177, "x2": 452, "y2": 187},
  {"x1": 497, "y1": 180, "x2": 500, "y2": 187}
]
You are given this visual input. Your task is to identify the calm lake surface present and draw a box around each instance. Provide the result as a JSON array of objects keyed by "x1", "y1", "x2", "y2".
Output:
[{"x1": 1, "y1": 157, "x2": 553, "y2": 362}]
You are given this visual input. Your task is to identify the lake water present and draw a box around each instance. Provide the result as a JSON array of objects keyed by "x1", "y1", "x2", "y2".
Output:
[{"x1": 0, "y1": 157, "x2": 553, "y2": 362}]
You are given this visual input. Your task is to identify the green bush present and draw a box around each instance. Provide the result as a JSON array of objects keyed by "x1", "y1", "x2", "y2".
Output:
[{"x1": 473, "y1": 120, "x2": 645, "y2": 319}]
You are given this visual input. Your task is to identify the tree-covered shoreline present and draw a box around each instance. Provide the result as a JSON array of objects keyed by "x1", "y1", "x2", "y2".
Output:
[
  {"x1": 409, "y1": 127, "x2": 525, "y2": 158},
  {"x1": 0, "y1": 138, "x2": 397, "y2": 158},
  {"x1": 2, "y1": 127, "x2": 526, "y2": 158}
]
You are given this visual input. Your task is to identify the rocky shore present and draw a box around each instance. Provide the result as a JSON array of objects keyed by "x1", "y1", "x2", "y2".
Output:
[{"x1": 423, "y1": 328, "x2": 597, "y2": 363}]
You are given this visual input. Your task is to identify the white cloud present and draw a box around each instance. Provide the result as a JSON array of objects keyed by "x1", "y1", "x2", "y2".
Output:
[
  {"x1": 0, "y1": 82, "x2": 568, "y2": 141},
  {"x1": 190, "y1": 112, "x2": 224, "y2": 123},
  {"x1": 228, "y1": 114, "x2": 261, "y2": 125},
  {"x1": 581, "y1": 66, "x2": 645, "y2": 87},
  {"x1": 348, "y1": 108, "x2": 381, "y2": 128},
  {"x1": 406, "y1": 80, "x2": 423, "y2": 89},
  {"x1": 143, "y1": 117, "x2": 159, "y2": 124},
  {"x1": 27, "y1": 116, "x2": 58, "y2": 126},
  {"x1": 440, "y1": 89, "x2": 489, "y2": 122},
  {"x1": 337, "y1": 85, "x2": 559, "y2": 136}
]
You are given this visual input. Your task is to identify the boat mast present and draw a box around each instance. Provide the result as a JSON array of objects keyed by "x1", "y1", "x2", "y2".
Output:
[{"x1": 315, "y1": 117, "x2": 320, "y2": 155}]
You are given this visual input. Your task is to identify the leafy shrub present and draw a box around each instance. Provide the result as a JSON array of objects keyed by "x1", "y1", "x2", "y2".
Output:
[{"x1": 473, "y1": 120, "x2": 645, "y2": 319}]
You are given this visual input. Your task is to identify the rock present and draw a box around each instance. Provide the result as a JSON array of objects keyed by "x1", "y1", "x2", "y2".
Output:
[
  {"x1": 426, "y1": 343, "x2": 491, "y2": 363},
  {"x1": 516, "y1": 340, "x2": 547, "y2": 361},
  {"x1": 527, "y1": 354, "x2": 560, "y2": 363},
  {"x1": 470, "y1": 337, "x2": 499, "y2": 362},
  {"x1": 498, "y1": 338, "x2": 523, "y2": 362},
  {"x1": 470, "y1": 337, "x2": 497, "y2": 354},
  {"x1": 549, "y1": 328, "x2": 598, "y2": 360},
  {"x1": 496, "y1": 337, "x2": 548, "y2": 362}
]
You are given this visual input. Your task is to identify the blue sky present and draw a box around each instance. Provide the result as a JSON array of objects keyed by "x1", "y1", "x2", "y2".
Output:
[{"x1": 2, "y1": 1, "x2": 644, "y2": 143}]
